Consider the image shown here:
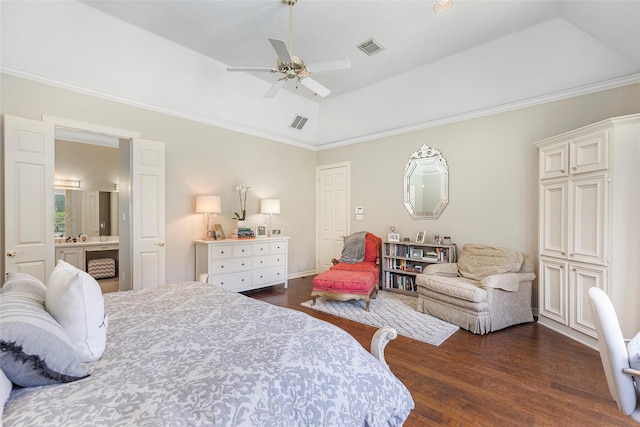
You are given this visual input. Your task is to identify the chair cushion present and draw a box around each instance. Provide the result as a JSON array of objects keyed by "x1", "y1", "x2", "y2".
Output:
[
  {"x1": 457, "y1": 244, "x2": 523, "y2": 281},
  {"x1": 312, "y1": 269, "x2": 378, "y2": 295},
  {"x1": 416, "y1": 274, "x2": 487, "y2": 303},
  {"x1": 330, "y1": 261, "x2": 379, "y2": 274}
]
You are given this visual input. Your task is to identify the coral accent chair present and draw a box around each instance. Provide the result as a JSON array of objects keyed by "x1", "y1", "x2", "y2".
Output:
[
  {"x1": 415, "y1": 244, "x2": 535, "y2": 334},
  {"x1": 588, "y1": 287, "x2": 640, "y2": 422},
  {"x1": 311, "y1": 232, "x2": 381, "y2": 311}
]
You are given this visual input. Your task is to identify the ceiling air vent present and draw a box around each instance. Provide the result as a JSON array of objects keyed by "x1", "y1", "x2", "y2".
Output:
[
  {"x1": 357, "y1": 38, "x2": 385, "y2": 56},
  {"x1": 290, "y1": 115, "x2": 308, "y2": 130}
]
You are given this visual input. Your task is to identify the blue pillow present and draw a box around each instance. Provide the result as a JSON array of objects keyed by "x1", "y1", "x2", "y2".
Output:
[{"x1": 0, "y1": 273, "x2": 89, "y2": 387}]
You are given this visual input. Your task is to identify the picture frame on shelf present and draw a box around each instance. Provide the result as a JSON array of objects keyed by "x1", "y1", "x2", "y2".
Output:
[
  {"x1": 410, "y1": 248, "x2": 424, "y2": 258},
  {"x1": 256, "y1": 224, "x2": 268, "y2": 238},
  {"x1": 214, "y1": 224, "x2": 226, "y2": 240},
  {"x1": 388, "y1": 233, "x2": 400, "y2": 242},
  {"x1": 271, "y1": 228, "x2": 283, "y2": 236},
  {"x1": 415, "y1": 231, "x2": 426, "y2": 243}
]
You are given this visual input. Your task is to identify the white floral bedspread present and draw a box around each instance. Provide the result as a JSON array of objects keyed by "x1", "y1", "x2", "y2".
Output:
[{"x1": 4, "y1": 282, "x2": 413, "y2": 426}]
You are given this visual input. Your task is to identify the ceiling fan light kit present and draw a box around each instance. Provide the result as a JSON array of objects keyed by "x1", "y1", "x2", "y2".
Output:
[
  {"x1": 434, "y1": 0, "x2": 454, "y2": 13},
  {"x1": 226, "y1": 0, "x2": 350, "y2": 99}
]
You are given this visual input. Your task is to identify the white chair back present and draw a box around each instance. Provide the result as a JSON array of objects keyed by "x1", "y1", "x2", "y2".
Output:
[{"x1": 588, "y1": 287, "x2": 639, "y2": 420}]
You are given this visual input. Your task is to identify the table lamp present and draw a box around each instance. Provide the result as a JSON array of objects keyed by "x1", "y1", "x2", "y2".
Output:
[
  {"x1": 196, "y1": 195, "x2": 221, "y2": 239},
  {"x1": 260, "y1": 199, "x2": 280, "y2": 236}
]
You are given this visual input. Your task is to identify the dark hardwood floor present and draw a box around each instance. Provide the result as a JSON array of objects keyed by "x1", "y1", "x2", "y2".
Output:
[{"x1": 246, "y1": 276, "x2": 637, "y2": 427}]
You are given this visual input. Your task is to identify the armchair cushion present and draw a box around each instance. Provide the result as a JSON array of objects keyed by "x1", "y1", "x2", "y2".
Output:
[
  {"x1": 457, "y1": 244, "x2": 523, "y2": 280},
  {"x1": 419, "y1": 275, "x2": 487, "y2": 303}
]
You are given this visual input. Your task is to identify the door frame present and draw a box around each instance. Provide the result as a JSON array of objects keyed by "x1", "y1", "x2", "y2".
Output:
[
  {"x1": 44, "y1": 116, "x2": 140, "y2": 289},
  {"x1": 315, "y1": 161, "x2": 350, "y2": 273}
]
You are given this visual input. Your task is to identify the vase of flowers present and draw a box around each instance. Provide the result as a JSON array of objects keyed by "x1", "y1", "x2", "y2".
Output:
[{"x1": 234, "y1": 184, "x2": 250, "y2": 222}]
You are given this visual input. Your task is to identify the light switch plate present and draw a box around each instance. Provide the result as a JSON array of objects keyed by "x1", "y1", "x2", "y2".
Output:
[{"x1": 355, "y1": 207, "x2": 364, "y2": 214}]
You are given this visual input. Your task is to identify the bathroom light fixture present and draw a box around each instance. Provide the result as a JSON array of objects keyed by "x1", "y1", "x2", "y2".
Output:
[
  {"x1": 434, "y1": 0, "x2": 453, "y2": 13},
  {"x1": 260, "y1": 199, "x2": 280, "y2": 236},
  {"x1": 196, "y1": 195, "x2": 221, "y2": 240},
  {"x1": 54, "y1": 179, "x2": 80, "y2": 188}
]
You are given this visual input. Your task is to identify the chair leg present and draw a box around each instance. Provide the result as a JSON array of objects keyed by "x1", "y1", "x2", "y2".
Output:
[
  {"x1": 372, "y1": 286, "x2": 379, "y2": 299},
  {"x1": 365, "y1": 297, "x2": 370, "y2": 311},
  {"x1": 311, "y1": 296, "x2": 317, "y2": 306}
]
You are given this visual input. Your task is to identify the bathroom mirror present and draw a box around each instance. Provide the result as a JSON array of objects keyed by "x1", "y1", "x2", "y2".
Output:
[
  {"x1": 403, "y1": 144, "x2": 448, "y2": 219},
  {"x1": 55, "y1": 189, "x2": 119, "y2": 238}
]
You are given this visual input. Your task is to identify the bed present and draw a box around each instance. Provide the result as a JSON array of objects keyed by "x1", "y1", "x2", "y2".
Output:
[{"x1": 2, "y1": 278, "x2": 414, "y2": 426}]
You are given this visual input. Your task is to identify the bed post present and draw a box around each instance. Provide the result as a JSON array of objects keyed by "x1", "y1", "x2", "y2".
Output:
[{"x1": 370, "y1": 326, "x2": 398, "y2": 369}]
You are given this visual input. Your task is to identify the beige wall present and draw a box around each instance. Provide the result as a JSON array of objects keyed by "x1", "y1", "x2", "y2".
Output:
[
  {"x1": 317, "y1": 83, "x2": 640, "y2": 308},
  {"x1": 2, "y1": 73, "x2": 639, "y2": 304},
  {"x1": 1, "y1": 74, "x2": 317, "y2": 283}
]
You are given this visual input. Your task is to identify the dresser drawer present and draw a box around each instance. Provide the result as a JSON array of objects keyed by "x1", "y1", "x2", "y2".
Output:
[
  {"x1": 209, "y1": 271, "x2": 252, "y2": 292},
  {"x1": 252, "y1": 242, "x2": 271, "y2": 256},
  {"x1": 233, "y1": 244, "x2": 252, "y2": 258},
  {"x1": 269, "y1": 241, "x2": 286, "y2": 254},
  {"x1": 253, "y1": 254, "x2": 285, "y2": 268},
  {"x1": 210, "y1": 245, "x2": 233, "y2": 259},
  {"x1": 210, "y1": 258, "x2": 252, "y2": 274},
  {"x1": 252, "y1": 266, "x2": 286, "y2": 286}
]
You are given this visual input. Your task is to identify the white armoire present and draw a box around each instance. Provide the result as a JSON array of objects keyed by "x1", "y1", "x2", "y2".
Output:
[{"x1": 535, "y1": 114, "x2": 640, "y2": 349}]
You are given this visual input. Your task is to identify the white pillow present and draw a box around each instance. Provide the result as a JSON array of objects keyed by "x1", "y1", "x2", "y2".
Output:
[
  {"x1": 46, "y1": 260, "x2": 108, "y2": 362},
  {"x1": 1, "y1": 368, "x2": 12, "y2": 420}
]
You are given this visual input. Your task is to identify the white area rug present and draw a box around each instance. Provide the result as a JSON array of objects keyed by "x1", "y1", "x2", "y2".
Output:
[{"x1": 302, "y1": 291, "x2": 459, "y2": 346}]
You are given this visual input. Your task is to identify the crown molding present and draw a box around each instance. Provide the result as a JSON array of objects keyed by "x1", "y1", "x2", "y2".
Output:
[{"x1": 3, "y1": 66, "x2": 638, "y2": 152}]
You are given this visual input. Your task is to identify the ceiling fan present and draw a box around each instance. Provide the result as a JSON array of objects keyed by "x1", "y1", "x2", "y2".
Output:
[{"x1": 226, "y1": 0, "x2": 351, "y2": 98}]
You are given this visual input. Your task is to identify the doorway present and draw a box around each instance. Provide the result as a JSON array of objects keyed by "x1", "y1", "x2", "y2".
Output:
[
  {"x1": 4, "y1": 114, "x2": 166, "y2": 290},
  {"x1": 54, "y1": 132, "x2": 125, "y2": 291}
]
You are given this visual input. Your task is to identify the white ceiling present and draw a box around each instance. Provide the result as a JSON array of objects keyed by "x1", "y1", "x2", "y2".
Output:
[{"x1": 2, "y1": 1, "x2": 639, "y2": 148}]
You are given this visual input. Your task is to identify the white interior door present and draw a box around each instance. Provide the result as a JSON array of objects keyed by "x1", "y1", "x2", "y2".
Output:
[
  {"x1": 132, "y1": 138, "x2": 165, "y2": 289},
  {"x1": 316, "y1": 162, "x2": 350, "y2": 273},
  {"x1": 3, "y1": 115, "x2": 55, "y2": 282}
]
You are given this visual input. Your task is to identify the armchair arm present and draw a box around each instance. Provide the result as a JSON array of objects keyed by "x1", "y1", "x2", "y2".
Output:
[
  {"x1": 481, "y1": 272, "x2": 536, "y2": 292},
  {"x1": 424, "y1": 263, "x2": 459, "y2": 277}
]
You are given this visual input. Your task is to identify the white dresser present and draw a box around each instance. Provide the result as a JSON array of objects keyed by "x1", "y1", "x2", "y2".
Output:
[
  {"x1": 195, "y1": 237, "x2": 289, "y2": 292},
  {"x1": 535, "y1": 114, "x2": 640, "y2": 349}
]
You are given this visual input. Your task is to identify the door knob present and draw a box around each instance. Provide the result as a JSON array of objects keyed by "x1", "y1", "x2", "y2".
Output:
[
  {"x1": 155, "y1": 242, "x2": 165, "y2": 247},
  {"x1": 6, "y1": 250, "x2": 17, "y2": 257}
]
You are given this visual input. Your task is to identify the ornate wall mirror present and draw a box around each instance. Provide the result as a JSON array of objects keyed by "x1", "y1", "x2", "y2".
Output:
[{"x1": 403, "y1": 144, "x2": 448, "y2": 219}]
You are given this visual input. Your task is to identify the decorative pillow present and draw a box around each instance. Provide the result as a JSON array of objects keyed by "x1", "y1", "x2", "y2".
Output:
[
  {"x1": 46, "y1": 260, "x2": 108, "y2": 362},
  {"x1": 0, "y1": 273, "x2": 89, "y2": 387},
  {"x1": 364, "y1": 233, "x2": 380, "y2": 262},
  {"x1": 628, "y1": 331, "x2": 640, "y2": 372},
  {"x1": 1, "y1": 368, "x2": 12, "y2": 419},
  {"x1": 457, "y1": 244, "x2": 524, "y2": 281}
]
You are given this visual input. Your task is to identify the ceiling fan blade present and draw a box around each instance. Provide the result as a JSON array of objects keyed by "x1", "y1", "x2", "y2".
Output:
[
  {"x1": 264, "y1": 78, "x2": 287, "y2": 98},
  {"x1": 227, "y1": 66, "x2": 276, "y2": 73},
  {"x1": 300, "y1": 77, "x2": 331, "y2": 98},
  {"x1": 306, "y1": 58, "x2": 351, "y2": 74},
  {"x1": 269, "y1": 38, "x2": 293, "y2": 64}
]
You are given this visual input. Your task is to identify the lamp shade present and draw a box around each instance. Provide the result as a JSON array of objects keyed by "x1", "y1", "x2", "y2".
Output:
[
  {"x1": 196, "y1": 195, "x2": 221, "y2": 213},
  {"x1": 260, "y1": 199, "x2": 280, "y2": 214}
]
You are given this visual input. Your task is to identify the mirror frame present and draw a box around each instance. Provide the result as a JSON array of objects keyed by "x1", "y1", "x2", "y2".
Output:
[{"x1": 403, "y1": 144, "x2": 449, "y2": 219}]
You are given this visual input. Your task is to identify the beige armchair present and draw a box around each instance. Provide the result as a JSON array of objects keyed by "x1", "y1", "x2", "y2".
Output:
[{"x1": 415, "y1": 244, "x2": 535, "y2": 334}]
